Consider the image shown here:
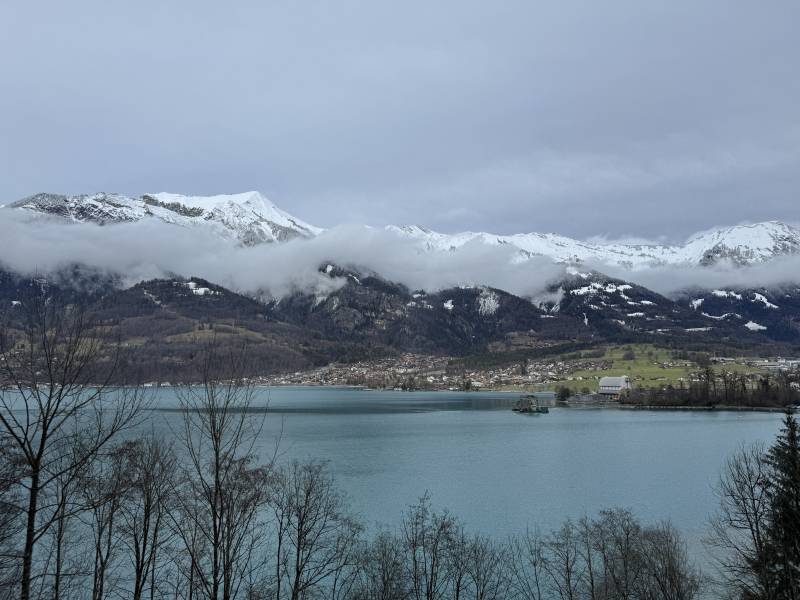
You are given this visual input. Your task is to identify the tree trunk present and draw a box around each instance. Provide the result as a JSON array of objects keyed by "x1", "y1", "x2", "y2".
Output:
[
  {"x1": 20, "y1": 467, "x2": 40, "y2": 600},
  {"x1": 53, "y1": 504, "x2": 66, "y2": 600}
]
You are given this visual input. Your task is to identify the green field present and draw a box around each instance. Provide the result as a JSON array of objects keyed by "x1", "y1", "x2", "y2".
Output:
[
  {"x1": 550, "y1": 345, "x2": 692, "y2": 391},
  {"x1": 536, "y1": 344, "x2": 767, "y2": 392}
]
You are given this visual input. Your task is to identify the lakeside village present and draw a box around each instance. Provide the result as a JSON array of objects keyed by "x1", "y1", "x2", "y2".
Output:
[
  {"x1": 260, "y1": 353, "x2": 600, "y2": 391},
  {"x1": 255, "y1": 348, "x2": 800, "y2": 403}
]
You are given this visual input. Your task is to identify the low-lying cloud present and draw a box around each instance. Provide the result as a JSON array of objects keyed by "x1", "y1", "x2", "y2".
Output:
[
  {"x1": 2, "y1": 212, "x2": 799, "y2": 301},
  {"x1": 0, "y1": 212, "x2": 567, "y2": 299},
  {"x1": 597, "y1": 257, "x2": 800, "y2": 297}
]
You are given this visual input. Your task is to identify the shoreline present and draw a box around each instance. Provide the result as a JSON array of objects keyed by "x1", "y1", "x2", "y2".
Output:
[
  {"x1": 182, "y1": 383, "x2": 794, "y2": 413},
  {"x1": 259, "y1": 383, "x2": 793, "y2": 411},
  {"x1": 619, "y1": 404, "x2": 788, "y2": 413}
]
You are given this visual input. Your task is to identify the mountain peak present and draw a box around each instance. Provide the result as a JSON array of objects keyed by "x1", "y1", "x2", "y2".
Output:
[
  {"x1": 685, "y1": 220, "x2": 796, "y2": 243},
  {"x1": 146, "y1": 191, "x2": 323, "y2": 237},
  {"x1": 149, "y1": 190, "x2": 270, "y2": 212},
  {"x1": 681, "y1": 221, "x2": 800, "y2": 265},
  {"x1": 8, "y1": 191, "x2": 322, "y2": 245}
]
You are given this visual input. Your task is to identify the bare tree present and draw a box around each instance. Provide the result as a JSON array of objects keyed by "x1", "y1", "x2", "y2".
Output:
[
  {"x1": 0, "y1": 290, "x2": 145, "y2": 600},
  {"x1": 269, "y1": 465, "x2": 292, "y2": 600},
  {"x1": 327, "y1": 520, "x2": 364, "y2": 600},
  {"x1": 446, "y1": 525, "x2": 470, "y2": 600},
  {"x1": 575, "y1": 516, "x2": 603, "y2": 600},
  {"x1": 0, "y1": 433, "x2": 23, "y2": 598},
  {"x1": 41, "y1": 438, "x2": 91, "y2": 600},
  {"x1": 355, "y1": 531, "x2": 407, "y2": 600},
  {"x1": 508, "y1": 528, "x2": 547, "y2": 600},
  {"x1": 543, "y1": 521, "x2": 582, "y2": 600},
  {"x1": 270, "y1": 460, "x2": 362, "y2": 600},
  {"x1": 638, "y1": 522, "x2": 702, "y2": 600},
  {"x1": 170, "y1": 344, "x2": 273, "y2": 600},
  {"x1": 592, "y1": 508, "x2": 644, "y2": 600},
  {"x1": 509, "y1": 510, "x2": 701, "y2": 600},
  {"x1": 402, "y1": 493, "x2": 456, "y2": 600},
  {"x1": 116, "y1": 434, "x2": 178, "y2": 600},
  {"x1": 707, "y1": 443, "x2": 774, "y2": 600},
  {"x1": 81, "y1": 442, "x2": 130, "y2": 600},
  {"x1": 466, "y1": 535, "x2": 510, "y2": 600}
]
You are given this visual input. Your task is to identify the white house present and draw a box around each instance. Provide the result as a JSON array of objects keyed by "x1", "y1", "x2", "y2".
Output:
[{"x1": 598, "y1": 376, "x2": 632, "y2": 397}]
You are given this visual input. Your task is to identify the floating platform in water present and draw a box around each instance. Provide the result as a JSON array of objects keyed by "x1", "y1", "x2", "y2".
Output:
[
  {"x1": 512, "y1": 406, "x2": 549, "y2": 414},
  {"x1": 512, "y1": 395, "x2": 550, "y2": 414}
]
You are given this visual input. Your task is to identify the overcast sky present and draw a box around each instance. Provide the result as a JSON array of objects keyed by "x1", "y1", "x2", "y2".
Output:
[{"x1": 1, "y1": 1, "x2": 798, "y2": 240}]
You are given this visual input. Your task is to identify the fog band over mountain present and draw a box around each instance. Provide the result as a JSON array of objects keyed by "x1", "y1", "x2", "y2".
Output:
[
  {"x1": 2, "y1": 209, "x2": 799, "y2": 300},
  {"x1": 0, "y1": 211, "x2": 564, "y2": 297},
  {"x1": 596, "y1": 256, "x2": 800, "y2": 296}
]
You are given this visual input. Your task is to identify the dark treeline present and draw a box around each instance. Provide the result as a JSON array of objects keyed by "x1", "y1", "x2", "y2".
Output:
[
  {"x1": 1, "y1": 295, "x2": 799, "y2": 599},
  {"x1": 708, "y1": 411, "x2": 800, "y2": 599},
  {"x1": 624, "y1": 368, "x2": 800, "y2": 408}
]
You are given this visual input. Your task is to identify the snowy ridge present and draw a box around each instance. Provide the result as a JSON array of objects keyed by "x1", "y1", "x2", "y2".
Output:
[
  {"x1": 9, "y1": 191, "x2": 321, "y2": 245},
  {"x1": 387, "y1": 221, "x2": 800, "y2": 268},
  {"x1": 8, "y1": 191, "x2": 800, "y2": 268}
]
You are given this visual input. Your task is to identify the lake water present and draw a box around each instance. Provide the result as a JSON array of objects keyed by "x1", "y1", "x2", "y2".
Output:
[{"x1": 146, "y1": 386, "x2": 783, "y2": 557}]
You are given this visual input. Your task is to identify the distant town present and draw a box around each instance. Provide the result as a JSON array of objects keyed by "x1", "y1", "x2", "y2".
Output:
[{"x1": 256, "y1": 345, "x2": 800, "y2": 396}]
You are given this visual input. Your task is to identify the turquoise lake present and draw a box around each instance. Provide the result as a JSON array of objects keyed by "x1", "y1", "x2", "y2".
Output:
[{"x1": 146, "y1": 385, "x2": 783, "y2": 558}]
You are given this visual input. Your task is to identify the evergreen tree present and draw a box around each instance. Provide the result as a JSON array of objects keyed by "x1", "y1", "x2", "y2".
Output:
[
  {"x1": 766, "y1": 409, "x2": 800, "y2": 599},
  {"x1": 556, "y1": 386, "x2": 571, "y2": 402}
]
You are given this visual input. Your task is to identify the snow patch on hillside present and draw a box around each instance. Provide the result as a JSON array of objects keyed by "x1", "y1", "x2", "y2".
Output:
[
  {"x1": 702, "y1": 312, "x2": 741, "y2": 321},
  {"x1": 477, "y1": 289, "x2": 500, "y2": 316},
  {"x1": 752, "y1": 293, "x2": 778, "y2": 309},
  {"x1": 571, "y1": 282, "x2": 632, "y2": 296},
  {"x1": 185, "y1": 281, "x2": 218, "y2": 296},
  {"x1": 712, "y1": 290, "x2": 743, "y2": 300}
]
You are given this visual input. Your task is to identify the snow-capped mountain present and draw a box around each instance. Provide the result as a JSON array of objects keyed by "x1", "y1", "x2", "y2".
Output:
[
  {"x1": 387, "y1": 221, "x2": 800, "y2": 268},
  {"x1": 8, "y1": 191, "x2": 322, "y2": 245},
  {"x1": 6, "y1": 191, "x2": 800, "y2": 268}
]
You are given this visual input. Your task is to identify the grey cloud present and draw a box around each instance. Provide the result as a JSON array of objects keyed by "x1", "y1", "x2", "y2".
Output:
[
  {"x1": 598, "y1": 258, "x2": 800, "y2": 298},
  {"x1": 0, "y1": 213, "x2": 567, "y2": 299},
  {"x1": 3, "y1": 210, "x2": 800, "y2": 301},
  {"x1": 2, "y1": 1, "x2": 799, "y2": 240}
]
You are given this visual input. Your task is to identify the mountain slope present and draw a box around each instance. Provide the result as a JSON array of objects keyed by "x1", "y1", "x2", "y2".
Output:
[
  {"x1": 1, "y1": 270, "x2": 367, "y2": 379},
  {"x1": 3, "y1": 263, "x2": 798, "y2": 384},
  {"x1": 266, "y1": 266, "x2": 588, "y2": 355},
  {"x1": 675, "y1": 286, "x2": 800, "y2": 341},
  {"x1": 534, "y1": 270, "x2": 791, "y2": 342},
  {"x1": 9, "y1": 191, "x2": 321, "y2": 245},
  {"x1": 0, "y1": 266, "x2": 594, "y2": 377}
]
